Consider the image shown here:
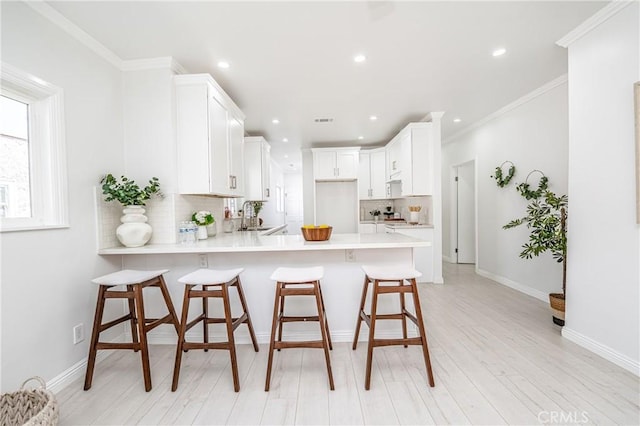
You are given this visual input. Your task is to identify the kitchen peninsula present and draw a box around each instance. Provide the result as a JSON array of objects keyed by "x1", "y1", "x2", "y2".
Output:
[{"x1": 99, "y1": 232, "x2": 430, "y2": 345}]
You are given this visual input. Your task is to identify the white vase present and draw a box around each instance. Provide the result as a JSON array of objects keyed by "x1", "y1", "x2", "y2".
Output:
[
  {"x1": 410, "y1": 211, "x2": 420, "y2": 224},
  {"x1": 116, "y1": 205, "x2": 152, "y2": 248},
  {"x1": 197, "y1": 225, "x2": 208, "y2": 240},
  {"x1": 206, "y1": 223, "x2": 217, "y2": 238}
]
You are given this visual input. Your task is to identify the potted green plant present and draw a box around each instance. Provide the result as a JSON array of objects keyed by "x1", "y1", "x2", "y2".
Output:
[
  {"x1": 192, "y1": 210, "x2": 215, "y2": 239},
  {"x1": 100, "y1": 174, "x2": 162, "y2": 247},
  {"x1": 370, "y1": 209, "x2": 381, "y2": 222},
  {"x1": 503, "y1": 188, "x2": 568, "y2": 326}
]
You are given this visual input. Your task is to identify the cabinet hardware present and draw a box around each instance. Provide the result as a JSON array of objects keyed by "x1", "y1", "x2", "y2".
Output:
[
  {"x1": 392, "y1": 160, "x2": 397, "y2": 171},
  {"x1": 266, "y1": 188, "x2": 270, "y2": 198}
]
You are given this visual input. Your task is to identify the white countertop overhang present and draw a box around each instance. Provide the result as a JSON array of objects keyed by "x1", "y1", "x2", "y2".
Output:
[{"x1": 99, "y1": 232, "x2": 430, "y2": 255}]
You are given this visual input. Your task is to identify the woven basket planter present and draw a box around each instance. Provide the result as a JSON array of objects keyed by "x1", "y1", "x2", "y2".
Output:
[
  {"x1": 0, "y1": 377, "x2": 59, "y2": 426},
  {"x1": 549, "y1": 293, "x2": 565, "y2": 326}
]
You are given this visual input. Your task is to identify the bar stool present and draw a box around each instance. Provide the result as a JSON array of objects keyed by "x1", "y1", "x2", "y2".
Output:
[
  {"x1": 265, "y1": 266, "x2": 334, "y2": 391},
  {"x1": 172, "y1": 268, "x2": 258, "y2": 392},
  {"x1": 84, "y1": 269, "x2": 180, "y2": 392},
  {"x1": 352, "y1": 265, "x2": 435, "y2": 390}
]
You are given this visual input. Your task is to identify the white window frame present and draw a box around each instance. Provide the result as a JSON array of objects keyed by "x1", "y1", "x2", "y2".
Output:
[{"x1": 0, "y1": 63, "x2": 68, "y2": 232}]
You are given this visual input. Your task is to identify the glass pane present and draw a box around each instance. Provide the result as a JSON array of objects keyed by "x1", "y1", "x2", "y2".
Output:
[{"x1": 0, "y1": 95, "x2": 31, "y2": 218}]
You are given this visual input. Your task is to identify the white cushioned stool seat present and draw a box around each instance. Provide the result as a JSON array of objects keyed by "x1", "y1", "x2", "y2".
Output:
[
  {"x1": 178, "y1": 268, "x2": 244, "y2": 285},
  {"x1": 270, "y1": 266, "x2": 324, "y2": 283},
  {"x1": 91, "y1": 269, "x2": 169, "y2": 286},
  {"x1": 362, "y1": 265, "x2": 422, "y2": 281}
]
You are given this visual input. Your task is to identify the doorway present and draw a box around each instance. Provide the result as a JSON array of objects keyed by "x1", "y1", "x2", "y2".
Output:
[{"x1": 453, "y1": 160, "x2": 476, "y2": 264}]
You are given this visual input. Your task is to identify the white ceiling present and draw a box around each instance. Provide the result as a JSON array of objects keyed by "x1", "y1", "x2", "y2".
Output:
[{"x1": 48, "y1": 1, "x2": 605, "y2": 172}]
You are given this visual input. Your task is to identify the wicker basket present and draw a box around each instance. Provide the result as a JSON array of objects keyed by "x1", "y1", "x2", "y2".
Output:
[
  {"x1": 549, "y1": 293, "x2": 565, "y2": 312},
  {"x1": 0, "y1": 377, "x2": 59, "y2": 426},
  {"x1": 301, "y1": 226, "x2": 332, "y2": 241}
]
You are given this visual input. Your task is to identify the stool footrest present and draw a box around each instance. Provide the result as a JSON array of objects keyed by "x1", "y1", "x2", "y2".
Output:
[
  {"x1": 190, "y1": 289, "x2": 223, "y2": 298},
  {"x1": 183, "y1": 341, "x2": 230, "y2": 351},
  {"x1": 372, "y1": 337, "x2": 423, "y2": 347},
  {"x1": 280, "y1": 287, "x2": 316, "y2": 296},
  {"x1": 96, "y1": 342, "x2": 140, "y2": 350},
  {"x1": 103, "y1": 290, "x2": 135, "y2": 299},
  {"x1": 274, "y1": 340, "x2": 325, "y2": 349},
  {"x1": 279, "y1": 315, "x2": 320, "y2": 323},
  {"x1": 376, "y1": 285, "x2": 413, "y2": 294},
  {"x1": 99, "y1": 314, "x2": 134, "y2": 332}
]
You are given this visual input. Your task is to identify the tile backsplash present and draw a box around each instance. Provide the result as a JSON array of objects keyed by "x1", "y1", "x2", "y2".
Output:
[
  {"x1": 359, "y1": 196, "x2": 431, "y2": 224},
  {"x1": 95, "y1": 187, "x2": 226, "y2": 248}
]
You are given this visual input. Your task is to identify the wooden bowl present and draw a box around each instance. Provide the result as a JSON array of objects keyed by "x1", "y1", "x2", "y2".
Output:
[{"x1": 301, "y1": 226, "x2": 332, "y2": 241}]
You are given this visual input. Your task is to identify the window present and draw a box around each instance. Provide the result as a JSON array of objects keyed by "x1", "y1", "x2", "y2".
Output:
[{"x1": 0, "y1": 63, "x2": 68, "y2": 231}]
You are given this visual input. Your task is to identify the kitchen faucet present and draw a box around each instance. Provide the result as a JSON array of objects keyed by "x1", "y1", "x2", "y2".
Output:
[{"x1": 240, "y1": 200, "x2": 254, "y2": 231}]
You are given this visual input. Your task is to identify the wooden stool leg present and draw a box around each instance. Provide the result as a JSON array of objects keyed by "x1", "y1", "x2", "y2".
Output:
[
  {"x1": 222, "y1": 283, "x2": 240, "y2": 392},
  {"x1": 318, "y1": 283, "x2": 333, "y2": 350},
  {"x1": 172, "y1": 285, "x2": 193, "y2": 391},
  {"x1": 133, "y1": 284, "x2": 152, "y2": 392},
  {"x1": 126, "y1": 284, "x2": 140, "y2": 352},
  {"x1": 235, "y1": 277, "x2": 259, "y2": 352},
  {"x1": 84, "y1": 285, "x2": 108, "y2": 390},
  {"x1": 314, "y1": 281, "x2": 335, "y2": 390},
  {"x1": 265, "y1": 282, "x2": 282, "y2": 391},
  {"x1": 365, "y1": 280, "x2": 380, "y2": 391},
  {"x1": 410, "y1": 278, "x2": 435, "y2": 387},
  {"x1": 399, "y1": 280, "x2": 408, "y2": 348},
  {"x1": 202, "y1": 286, "x2": 209, "y2": 352},
  {"x1": 352, "y1": 275, "x2": 370, "y2": 350},
  {"x1": 158, "y1": 275, "x2": 180, "y2": 334},
  {"x1": 276, "y1": 284, "x2": 286, "y2": 351}
]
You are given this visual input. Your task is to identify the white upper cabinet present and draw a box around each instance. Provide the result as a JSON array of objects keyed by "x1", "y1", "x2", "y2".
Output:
[
  {"x1": 388, "y1": 123, "x2": 434, "y2": 197},
  {"x1": 175, "y1": 74, "x2": 245, "y2": 197},
  {"x1": 312, "y1": 148, "x2": 360, "y2": 181},
  {"x1": 244, "y1": 136, "x2": 271, "y2": 201},
  {"x1": 359, "y1": 148, "x2": 387, "y2": 199}
]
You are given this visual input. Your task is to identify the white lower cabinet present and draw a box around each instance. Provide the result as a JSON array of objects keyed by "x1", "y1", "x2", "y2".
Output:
[{"x1": 386, "y1": 226, "x2": 433, "y2": 282}]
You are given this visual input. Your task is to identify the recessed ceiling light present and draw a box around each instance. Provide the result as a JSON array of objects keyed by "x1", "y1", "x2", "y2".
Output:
[
  {"x1": 358, "y1": 136, "x2": 364, "y2": 140},
  {"x1": 492, "y1": 48, "x2": 506, "y2": 57},
  {"x1": 369, "y1": 115, "x2": 378, "y2": 121},
  {"x1": 272, "y1": 119, "x2": 280, "y2": 124},
  {"x1": 282, "y1": 138, "x2": 288, "y2": 142},
  {"x1": 217, "y1": 61, "x2": 230, "y2": 68},
  {"x1": 354, "y1": 54, "x2": 366, "y2": 63},
  {"x1": 453, "y1": 118, "x2": 462, "y2": 123},
  {"x1": 284, "y1": 154, "x2": 289, "y2": 159}
]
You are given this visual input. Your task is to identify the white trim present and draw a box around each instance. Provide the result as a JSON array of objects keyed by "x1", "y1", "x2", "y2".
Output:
[
  {"x1": 121, "y1": 57, "x2": 188, "y2": 75},
  {"x1": 476, "y1": 267, "x2": 548, "y2": 302},
  {"x1": 556, "y1": 1, "x2": 635, "y2": 48},
  {"x1": 24, "y1": 1, "x2": 122, "y2": 69},
  {"x1": 47, "y1": 333, "x2": 126, "y2": 394},
  {"x1": 442, "y1": 255, "x2": 453, "y2": 263},
  {"x1": 562, "y1": 327, "x2": 640, "y2": 376},
  {"x1": 444, "y1": 75, "x2": 568, "y2": 144}
]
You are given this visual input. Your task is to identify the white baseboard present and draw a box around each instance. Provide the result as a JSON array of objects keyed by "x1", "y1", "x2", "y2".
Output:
[
  {"x1": 476, "y1": 268, "x2": 548, "y2": 302},
  {"x1": 562, "y1": 327, "x2": 640, "y2": 376},
  {"x1": 47, "y1": 333, "x2": 126, "y2": 394},
  {"x1": 442, "y1": 255, "x2": 453, "y2": 263}
]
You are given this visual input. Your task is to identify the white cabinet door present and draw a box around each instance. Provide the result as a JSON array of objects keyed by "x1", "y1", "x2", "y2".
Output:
[
  {"x1": 387, "y1": 138, "x2": 402, "y2": 181},
  {"x1": 208, "y1": 94, "x2": 230, "y2": 195},
  {"x1": 400, "y1": 132, "x2": 412, "y2": 196},
  {"x1": 375, "y1": 223, "x2": 388, "y2": 233},
  {"x1": 358, "y1": 223, "x2": 376, "y2": 234},
  {"x1": 370, "y1": 149, "x2": 386, "y2": 198},
  {"x1": 314, "y1": 150, "x2": 337, "y2": 180},
  {"x1": 358, "y1": 151, "x2": 371, "y2": 199},
  {"x1": 336, "y1": 150, "x2": 359, "y2": 179},
  {"x1": 244, "y1": 136, "x2": 271, "y2": 201},
  {"x1": 228, "y1": 116, "x2": 244, "y2": 196}
]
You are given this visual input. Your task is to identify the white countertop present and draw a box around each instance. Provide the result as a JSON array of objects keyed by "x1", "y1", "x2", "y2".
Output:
[
  {"x1": 98, "y1": 232, "x2": 430, "y2": 255},
  {"x1": 385, "y1": 223, "x2": 434, "y2": 229}
]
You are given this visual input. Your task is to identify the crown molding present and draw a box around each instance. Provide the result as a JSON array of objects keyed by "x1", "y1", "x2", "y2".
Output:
[
  {"x1": 24, "y1": 0, "x2": 123, "y2": 69},
  {"x1": 556, "y1": 0, "x2": 634, "y2": 48},
  {"x1": 121, "y1": 57, "x2": 188, "y2": 74},
  {"x1": 444, "y1": 74, "x2": 568, "y2": 145}
]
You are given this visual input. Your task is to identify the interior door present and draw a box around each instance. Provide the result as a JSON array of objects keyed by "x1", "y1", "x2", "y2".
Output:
[{"x1": 456, "y1": 161, "x2": 476, "y2": 263}]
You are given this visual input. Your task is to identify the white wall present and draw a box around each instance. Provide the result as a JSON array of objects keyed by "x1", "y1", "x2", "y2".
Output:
[
  {"x1": 442, "y1": 80, "x2": 569, "y2": 300},
  {"x1": 0, "y1": 2, "x2": 124, "y2": 391},
  {"x1": 562, "y1": 3, "x2": 639, "y2": 374}
]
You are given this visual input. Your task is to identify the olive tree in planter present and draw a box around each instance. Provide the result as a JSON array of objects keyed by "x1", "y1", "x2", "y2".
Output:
[{"x1": 503, "y1": 185, "x2": 568, "y2": 326}]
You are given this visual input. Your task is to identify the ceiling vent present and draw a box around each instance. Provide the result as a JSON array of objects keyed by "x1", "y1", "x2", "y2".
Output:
[{"x1": 314, "y1": 118, "x2": 334, "y2": 123}]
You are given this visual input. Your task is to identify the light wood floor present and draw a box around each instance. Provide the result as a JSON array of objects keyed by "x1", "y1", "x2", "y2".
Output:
[{"x1": 57, "y1": 264, "x2": 640, "y2": 425}]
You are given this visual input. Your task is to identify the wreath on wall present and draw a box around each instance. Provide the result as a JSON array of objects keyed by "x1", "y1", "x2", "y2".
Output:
[
  {"x1": 516, "y1": 170, "x2": 549, "y2": 200},
  {"x1": 491, "y1": 161, "x2": 516, "y2": 187}
]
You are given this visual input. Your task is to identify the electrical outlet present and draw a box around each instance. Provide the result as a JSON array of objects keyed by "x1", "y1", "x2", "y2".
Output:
[
  {"x1": 345, "y1": 249, "x2": 355, "y2": 262},
  {"x1": 73, "y1": 324, "x2": 84, "y2": 344},
  {"x1": 198, "y1": 254, "x2": 208, "y2": 268}
]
